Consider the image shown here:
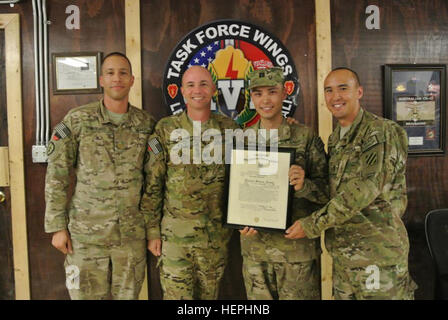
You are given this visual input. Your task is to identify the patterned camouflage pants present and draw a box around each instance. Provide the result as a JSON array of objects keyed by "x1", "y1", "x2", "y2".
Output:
[
  {"x1": 64, "y1": 239, "x2": 146, "y2": 300},
  {"x1": 333, "y1": 261, "x2": 417, "y2": 300},
  {"x1": 159, "y1": 241, "x2": 227, "y2": 300},
  {"x1": 242, "y1": 258, "x2": 320, "y2": 300}
]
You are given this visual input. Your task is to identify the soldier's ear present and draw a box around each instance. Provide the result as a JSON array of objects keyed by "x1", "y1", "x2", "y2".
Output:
[
  {"x1": 357, "y1": 86, "x2": 364, "y2": 99},
  {"x1": 181, "y1": 86, "x2": 186, "y2": 99},
  {"x1": 282, "y1": 86, "x2": 287, "y2": 100}
]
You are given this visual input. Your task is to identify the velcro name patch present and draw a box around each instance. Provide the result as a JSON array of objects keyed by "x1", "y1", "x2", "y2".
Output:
[{"x1": 362, "y1": 135, "x2": 380, "y2": 153}]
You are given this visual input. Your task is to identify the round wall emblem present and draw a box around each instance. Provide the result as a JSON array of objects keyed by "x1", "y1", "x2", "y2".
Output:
[{"x1": 163, "y1": 20, "x2": 300, "y2": 127}]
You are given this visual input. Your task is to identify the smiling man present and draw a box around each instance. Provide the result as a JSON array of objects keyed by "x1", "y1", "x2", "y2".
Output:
[
  {"x1": 239, "y1": 67, "x2": 328, "y2": 300},
  {"x1": 291, "y1": 67, "x2": 417, "y2": 300},
  {"x1": 44, "y1": 52, "x2": 155, "y2": 299},
  {"x1": 142, "y1": 66, "x2": 238, "y2": 299}
]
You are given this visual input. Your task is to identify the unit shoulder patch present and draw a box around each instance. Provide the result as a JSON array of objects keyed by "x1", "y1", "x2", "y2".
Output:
[
  {"x1": 47, "y1": 141, "x2": 55, "y2": 156},
  {"x1": 361, "y1": 134, "x2": 385, "y2": 178},
  {"x1": 364, "y1": 150, "x2": 378, "y2": 167}
]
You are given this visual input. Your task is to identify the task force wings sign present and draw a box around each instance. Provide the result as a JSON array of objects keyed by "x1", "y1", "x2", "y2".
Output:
[{"x1": 163, "y1": 20, "x2": 300, "y2": 128}]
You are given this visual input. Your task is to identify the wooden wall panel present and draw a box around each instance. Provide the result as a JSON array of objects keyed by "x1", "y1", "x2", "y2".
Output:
[
  {"x1": 0, "y1": 0, "x2": 125, "y2": 299},
  {"x1": 140, "y1": 0, "x2": 317, "y2": 127},
  {"x1": 2, "y1": 0, "x2": 445, "y2": 301},
  {"x1": 0, "y1": 30, "x2": 6, "y2": 145},
  {"x1": 141, "y1": 0, "x2": 317, "y2": 299},
  {"x1": 0, "y1": 29, "x2": 15, "y2": 300},
  {"x1": 331, "y1": 0, "x2": 448, "y2": 299}
]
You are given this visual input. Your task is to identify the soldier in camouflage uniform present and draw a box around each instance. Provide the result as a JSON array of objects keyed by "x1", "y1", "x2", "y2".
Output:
[
  {"x1": 44, "y1": 52, "x2": 156, "y2": 299},
  {"x1": 291, "y1": 67, "x2": 417, "y2": 299},
  {"x1": 142, "y1": 66, "x2": 239, "y2": 299},
  {"x1": 239, "y1": 67, "x2": 328, "y2": 300}
]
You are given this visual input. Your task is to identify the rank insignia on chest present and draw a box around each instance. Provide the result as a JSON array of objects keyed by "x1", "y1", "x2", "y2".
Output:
[
  {"x1": 52, "y1": 122, "x2": 71, "y2": 141},
  {"x1": 148, "y1": 137, "x2": 163, "y2": 155}
]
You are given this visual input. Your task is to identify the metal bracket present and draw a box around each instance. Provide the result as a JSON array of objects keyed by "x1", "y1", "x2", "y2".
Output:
[{"x1": 0, "y1": 0, "x2": 21, "y2": 6}]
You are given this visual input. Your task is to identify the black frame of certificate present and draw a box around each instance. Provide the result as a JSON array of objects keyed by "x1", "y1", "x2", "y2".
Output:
[
  {"x1": 52, "y1": 51, "x2": 103, "y2": 95},
  {"x1": 223, "y1": 146, "x2": 295, "y2": 233},
  {"x1": 384, "y1": 64, "x2": 446, "y2": 156}
]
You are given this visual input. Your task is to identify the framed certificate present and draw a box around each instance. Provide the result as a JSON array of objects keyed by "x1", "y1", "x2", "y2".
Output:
[
  {"x1": 384, "y1": 64, "x2": 446, "y2": 156},
  {"x1": 224, "y1": 146, "x2": 295, "y2": 232},
  {"x1": 52, "y1": 52, "x2": 102, "y2": 95}
]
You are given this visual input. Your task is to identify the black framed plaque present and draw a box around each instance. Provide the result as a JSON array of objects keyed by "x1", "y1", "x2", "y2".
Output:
[
  {"x1": 224, "y1": 146, "x2": 295, "y2": 232},
  {"x1": 52, "y1": 51, "x2": 102, "y2": 95},
  {"x1": 384, "y1": 64, "x2": 446, "y2": 155}
]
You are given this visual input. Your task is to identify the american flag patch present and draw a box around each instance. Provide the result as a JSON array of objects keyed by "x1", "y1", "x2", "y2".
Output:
[
  {"x1": 52, "y1": 122, "x2": 71, "y2": 140},
  {"x1": 148, "y1": 138, "x2": 163, "y2": 155}
]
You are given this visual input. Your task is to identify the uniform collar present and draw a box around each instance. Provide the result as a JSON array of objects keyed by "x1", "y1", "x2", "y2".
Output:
[
  {"x1": 329, "y1": 107, "x2": 364, "y2": 148},
  {"x1": 253, "y1": 117, "x2": 291, "y2": 141},
  {"x1": 180, "y1": 109, "x2": 219, "y2": 135},
  {"x1": 97, "y1": 99, "x2": 141, "y2": 127}
]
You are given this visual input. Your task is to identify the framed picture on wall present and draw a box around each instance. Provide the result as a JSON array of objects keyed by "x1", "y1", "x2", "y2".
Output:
[
  {"x1": 384, "y1": 64, "x2": 446, "y2": 156},
  {"x1": 52, "y1": 52, "x2": 102, "y2": 95}
]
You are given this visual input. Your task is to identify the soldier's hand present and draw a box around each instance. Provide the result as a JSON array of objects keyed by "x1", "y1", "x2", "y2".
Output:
[
  {"x1": 289, "y1": 165, "x2": 305, "y2": 191},
  {"x1": 285, "y1": 220, "x2": 306, "y2": 239},
  {"x1": 286, "y1": 117, "x2": 299, "y2": 125},
  {"x1": 148, "y1": 238, "x2": 162, "y2": 257},
  {"x1": 51, "y1": 229, "x2": 73, "y2": 254},
  {"x1": 239, "y1": 226, "x2": 258, "y2": 237}
]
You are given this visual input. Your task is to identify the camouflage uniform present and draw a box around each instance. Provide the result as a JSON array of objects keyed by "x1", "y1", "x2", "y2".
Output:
[
  {"x1": 299, "y1": 108, "x2": 417, "y2": 300},
  {"x1": 44, "y1": 100, "x2": 155, "y2": 299},
  {"x1": 141, "y1": 110, "x2": 239, "y2": 300},
  {"x1": 241, "y1": 118, "x2": 328, "y2": 300},
  {"x1": 64, "y1": 239, "x2": 147, "y2": 300}
]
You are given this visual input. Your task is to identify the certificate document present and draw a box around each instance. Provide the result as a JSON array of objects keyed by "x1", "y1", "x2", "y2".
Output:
[
  {"x1": 225, "y1": 147, "x2": 295, "y2": 232},
  {"x1": 55, "y1": 56, "x2": 98, "y2": 90}
]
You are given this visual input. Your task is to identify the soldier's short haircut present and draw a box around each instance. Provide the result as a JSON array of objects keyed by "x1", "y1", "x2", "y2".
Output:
[
  {"x1": 331, "y1": 67, "x2": 361, "y2": 87},
  {"x1": 101, "y1": 52, "x2": 133, "y2": 75}
]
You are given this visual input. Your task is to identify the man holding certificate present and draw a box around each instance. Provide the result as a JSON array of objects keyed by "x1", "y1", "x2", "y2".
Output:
[
  {"x1": 239, "y1": 67, "x2": 329, "y2": 300},
  {"x1": 291, "y1": 67, "x2": 416, "y2": 299}
]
